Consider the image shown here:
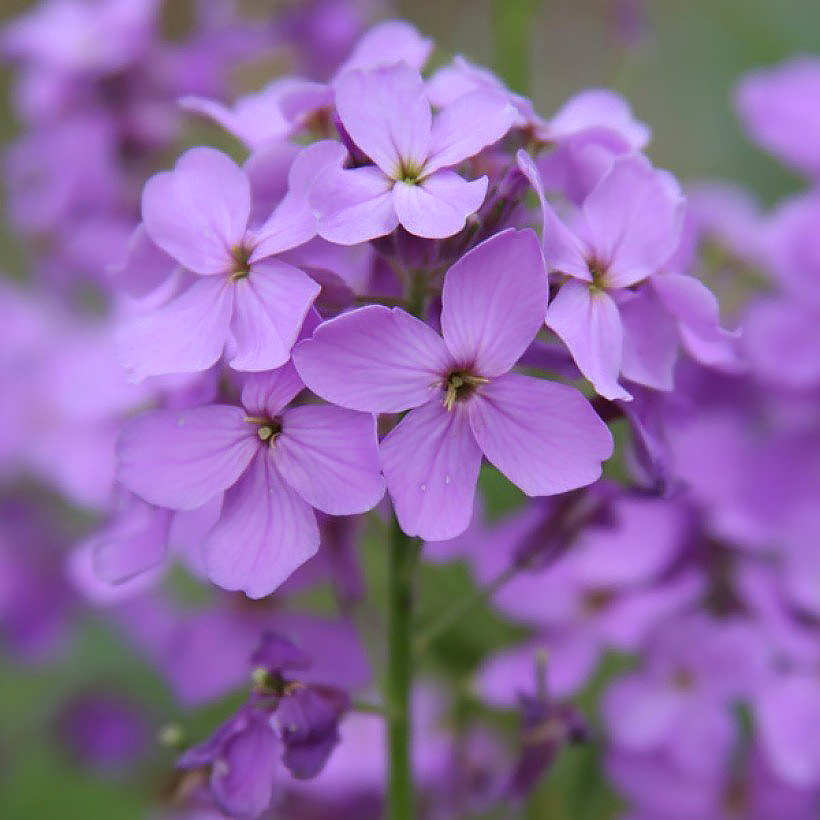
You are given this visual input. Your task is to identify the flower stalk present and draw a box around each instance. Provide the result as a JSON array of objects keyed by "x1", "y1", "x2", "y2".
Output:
[{"x1": 385, "y1": 513, "x2": 421, "y2": 819}]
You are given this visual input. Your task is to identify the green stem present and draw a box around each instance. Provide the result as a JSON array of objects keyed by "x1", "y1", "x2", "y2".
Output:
[{"x1": 385, "y1": 514, "x2": 420, "y2": 819}]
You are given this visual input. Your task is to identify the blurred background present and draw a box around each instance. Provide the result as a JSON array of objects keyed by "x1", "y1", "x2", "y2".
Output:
[{"x1": 0, "y1": 1, "x2": 818, "y2": 817}]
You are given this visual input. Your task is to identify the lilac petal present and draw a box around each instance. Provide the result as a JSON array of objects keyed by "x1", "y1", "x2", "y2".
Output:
[
  {"x1": 425, "y1": 89, "x2": 516, "y2": 175},
  {"x1": 117, "y1": 276, "x2": 233, "y2": 382},
  {"x1": 440, "y1": 229, "x2": 546, "y2": 376},
  {"x1": 204, "y1": 452, "x2": 319, "y2": 598},
  {"x1": 670, "y1": 701, "x2": 735, "y2": 778},
  {"x1": 744, "y1": 299, "x2": 820, "y2": 388},
  {"x1": 210, "y1": 713, "x2": 279, "y2": 818},
  {"x1": 619, "y1": 288, "x2": 679, "y2": 391},
  {"x1": 228, "y1": 261, "x2": 319, "y2": 372},
  {"x1": 278, "y1": 80, "x2": 333, "y2": 124},
  {"x1": 572, "y1": 497, "x2": 686, "y2": 587},
  {"x1": 250, "y1": 141, "x2": 347, "y2": 260},
  {"x1": 380, "y1": 400, "x2": 482, "y2": 540},
  {"x1": 392, "y1": 171, "x2": 487, "y2": 239},
  {"x1": 110, "y1": 224, "x2": 177, "y2": 297},
  {"x1": 241, "y1": 363, "x2": 305, "y2": 418},
  {"x1": 757, "y1": 673, "x2": 820, "y2": 786},
  {"x1": 275, "y1": 405, "x2": 385, "y2": 515},
  {"x1": 91, "y1": 497, "x2": 172, "y2": 584},
  {"x1": 312, "y1": 165, "x2": 398, "y2": 245},
  {"x1": 117, "y1": 406, "x2": 257, "y2": 511},
  {"x1": 546, "y1": 280, "x2": 631, "y2": 400},
  {"x1": 275, "y1": 686, "x2": 349, "y2": 779},
  {"x1": 468, "y1": 373, "x2": 612, "y2": 496},
  {"x1": 735, "y1": 58, "x2": 820, "y2": 177},
  {"x1": 179, "y1": 80, "x2": 295, "y2": 148},
  {"x1": 516, "y1": 149, "x2": 590, "y2": 280},
  {"x1": 244, "y1": 140, "x2": 302, "y2": 224},
  {"x1": 337, "y1": 20, "x2": 432, "y2": 75},
  {"x1": 651, "y1": 273, "x2": 740, "y2": 369},
  {"x1": 546, "y1": 89, "x2": 651, "y2": 148},
  {"x1": 602, "y1": 676, "x2": 684, "y2": 750},
  {"x1": 141, "y1": 147, "x2": 250, "y2": 274},
  {"x1": 581, "y1": 155, "x2": 684, "y2": 288},
  {"x1": 293, "y1": 305, "x2": 450, "y2": 413},
  {"x1": 335, "y1": 63, "x2": 430, "y2": 177}
]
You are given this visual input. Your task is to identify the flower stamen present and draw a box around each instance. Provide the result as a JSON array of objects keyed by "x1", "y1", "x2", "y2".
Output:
[{"x1": 443, "y1": 371, "x2": 488, "y2": 411}]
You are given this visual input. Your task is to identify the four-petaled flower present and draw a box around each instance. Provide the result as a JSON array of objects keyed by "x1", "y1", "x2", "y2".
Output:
[
  {"x1": 310, "y1": 61, "x2": 516, "y2": 243},
  {"x1": 118, "y1": 142, "x2": 344, "y2": 381},
  {"x1": 117, "y1": 361, "x2": 385, "y2": 597},
  {"x1": 294, "y1": 229, "x2": 613, "y2": 540}
]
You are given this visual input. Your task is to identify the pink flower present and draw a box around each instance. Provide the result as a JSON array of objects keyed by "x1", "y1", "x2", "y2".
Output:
[
  {"x1": 294, "y1": 229, "x2": 612, "y2": 540},
  {"x1": 116, "y1": 363, "x2": 385, "y2": 597},
  {"x1": 310, "y1": 61, "x2": 516, "y2": 243},
  {"x1": 518, "y1": 149, "x2": 687, "y2": 399},
  {"x1": 117, "y1": 142, "x2": 344, "y2": 381}
]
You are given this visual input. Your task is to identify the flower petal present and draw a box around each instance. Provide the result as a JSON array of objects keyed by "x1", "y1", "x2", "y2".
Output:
[
  {"x1": 393, "y1": 171, "x2": 487, "y2": 239},
  {"x1": 334, "y1": 63, "x2": 431, "y2": 177},
  {"x1": 204, "y1": 452, "x2": 319, "y2": 598},
  {"x1": 91, "y1": 496, "x2": 172, "y2": 584},
  {"x1": 241, "y1": 363, "x2": 305, "y2": 418},
  {"x1": 546, "y1": 89, "x2": 651, "y2": 148},
  {"x1": 275, "y1": 405, "x2": 385, "y2": 515},
  {"x1": 619, "y1": 288, "x2": 679, "y2": 391},
  {"x1": 516, "y1": 149, "x2": 591, "y2": 280},
  {"x1": 425, "y1": 88, "x2": 516, "y2": 174},
  {"x1": 293, "y1": 305, "x2": 450, "y2": 413},
  {"x1": 380, "y1": 400, "x2": 482, "y2": 540},
  {"x1": 581, "y1": 155, "x2": 684, "y2": 288},
  {"x1": 250, "y1": 141, "x2": 347, "y2": 260},
  {"x1": 336, "y1": 20, "x2": 432, "y2": 75},
  {"x1": 141, "y1": 147, "x2": 250, "y2": 274},
  {"x1": 117, "y1": 406, "x2": 257, "y2": 511},
  {"x1": 312, "y1": 165, "x2": 398, "y2": 245},
  {"x1": 468, "y1": 373, "x2": 612, "y2": 496},
  {"x1": 546, "y1": 280, "x2": 631, "y2": 400},
  {"x1": 440, "y1": 228, "x2": 547, "y2": 376},
  {"x1": 228, "y1": 261, "x2": 319, "y2": 372},
  {"x1": 117, "y1": 276, "x2": 233, "y2": 382},
  {"x1": 651, "y1": 273, "x2": 740, "y2": 370},
  {"x1": 602, "y1": 676, "x2": 684, "y2": 750}
]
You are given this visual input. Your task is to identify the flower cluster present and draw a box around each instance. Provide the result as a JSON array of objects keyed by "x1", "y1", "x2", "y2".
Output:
[{"x1": 2, "y1": 1, "x2": 820, "y2": 818}]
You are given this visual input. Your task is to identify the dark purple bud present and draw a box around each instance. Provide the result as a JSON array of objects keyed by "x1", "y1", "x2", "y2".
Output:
[
  {"x1": 178, "y1": 705, "x2": 279, "y2": 819},
  {"x1": 507, "y1": 694, "x2": 587, "y2": 800},
  {"x1": 250, "y1": 631, "x2": 312, "y2": 677},
  {"x1": 274, "y1": 683, "x2": 350, "y2": 780}
]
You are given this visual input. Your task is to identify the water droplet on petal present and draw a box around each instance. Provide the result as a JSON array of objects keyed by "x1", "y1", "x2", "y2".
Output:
[
  {"x1": 420, "y1": 483, "x2": 427, "y2": 492},
  {"x1": 444, "y1": 475, "x2": 451, "y2": 485}
]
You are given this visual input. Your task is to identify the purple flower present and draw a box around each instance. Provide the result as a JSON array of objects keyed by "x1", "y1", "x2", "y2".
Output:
[
  {"x1": 507, "y1": 692, "x2": 586, "y2": 800},
  {"x1": 294, "y1": 229, "x2": 612, "y2": 540},
  {"x1": 179, "y1": 704, "x2": 280, "y2": 819},
  {"x1": 117, "y1": 142, "x2": 344, "y2": 381},
  {"x1": 735, "y1": 57, "x2": 820, "y2": 177},
  {"x1": 274, "y1": 684, "x2": 350, "y2": 780},
  {"x1": 518, "y1": 149, "x2": 686, "y2": 399},
  {"x1": 603, "y1": 615, "x2": 767, "y2": 779},
  {"x1": 1, "y1": 0, "x2": 158, "y2": 76},
  {"x1": 310, "y1": 62, "x2": 516, "y2": 243},
  {"x1": 116, "y1": 363, "x2": 385, "y2": 597}
]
